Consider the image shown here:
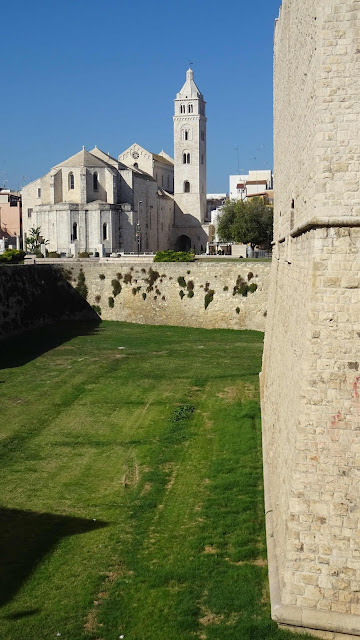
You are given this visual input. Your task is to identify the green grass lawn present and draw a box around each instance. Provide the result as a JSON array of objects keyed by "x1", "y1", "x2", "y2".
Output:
[{"x1": 0, "y1": 321, "x2": 310, "y2": 640}]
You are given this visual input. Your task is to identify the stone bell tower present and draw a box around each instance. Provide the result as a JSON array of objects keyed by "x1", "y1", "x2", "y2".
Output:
[{"x1": 173, "y1": 68, "x2": 207, "y2": 225}]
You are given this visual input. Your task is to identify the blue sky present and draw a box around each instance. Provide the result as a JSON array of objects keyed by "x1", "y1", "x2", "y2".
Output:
[{"x1": 1, "y1": 0, "x2": 280, "y2": 193}]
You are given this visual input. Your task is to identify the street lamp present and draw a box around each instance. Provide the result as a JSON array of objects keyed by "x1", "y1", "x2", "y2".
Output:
[{"x1": 136, "y1": 200, "x2": 142, "y2": 256}]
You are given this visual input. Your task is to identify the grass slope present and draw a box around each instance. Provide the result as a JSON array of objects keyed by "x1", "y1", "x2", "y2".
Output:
[{"x1": 0, "y1": 321, "x2": 311, "y2": 640}]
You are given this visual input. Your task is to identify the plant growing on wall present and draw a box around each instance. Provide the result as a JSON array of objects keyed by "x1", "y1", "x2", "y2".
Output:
[
  {"x1": 178, "y1": 276, "x2": 186, "y2": 288},
  {"x1": 25, "y1": 227, "x2": 49, "y2": 253},
  {"x1": 75, "y1": 269, "x2": 88, "y2": 299},
  {"x1": 112, "y1": 279, "x2": 121, "y2": 297},
  {"x1": 204, "y1": 290, "x2": 215, "y2": 310},
  {"x1": 145, "y1": 268, "x2": 160, "y2": 287},
  {"x1": 108, "y1": 297, "x2": 114, "y2": 308}
]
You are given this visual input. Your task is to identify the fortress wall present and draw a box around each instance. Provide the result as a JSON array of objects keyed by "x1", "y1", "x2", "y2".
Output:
[
  {"x1": 262, "y1": 0, "x2": 360, "y2": 637},
  {"x1": 0, "y1": 265, "x2": 97, "y2": 340},
  {"x1": 61, "y1": 260, "x2": 270, "y2": 331},
  {"x1": 0, "y1": 261, "x2": 270, "y2": 340}
]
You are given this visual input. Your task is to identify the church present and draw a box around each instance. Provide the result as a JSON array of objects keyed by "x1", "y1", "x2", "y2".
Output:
[{"x1": 22, "y1": 69, "x2": 211, "y2": 256}]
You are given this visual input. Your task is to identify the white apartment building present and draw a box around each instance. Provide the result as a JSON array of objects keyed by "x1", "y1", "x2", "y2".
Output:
[{"x1": 229, "y1": 170, "x2": 273, "y2": 201}]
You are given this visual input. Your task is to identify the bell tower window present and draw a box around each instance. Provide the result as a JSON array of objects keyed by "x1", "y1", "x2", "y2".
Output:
[
  {"x1": 182, "y1": 152, "x2": 191, "y2": 164},
  {"x1": 103, "y1": 223, "x2": 107, "y2": 241},
  {"x1": 188, "y1": 104, "x2": 193, "y2": 113},
  {"x1": 180, "y1": 104, "x2": 185, "y2": 114}
]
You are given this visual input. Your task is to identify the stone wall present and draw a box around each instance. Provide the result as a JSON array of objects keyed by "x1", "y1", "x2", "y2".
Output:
[
  {"x1": 262, "y1": 1, "x2": 360, "y2": 638},
  {"x1": 60, "y1": 259, "x2": 270, "y2": 331},
  {"x1": 0, "y1": 265, "x2": 97, "y2": 340}
]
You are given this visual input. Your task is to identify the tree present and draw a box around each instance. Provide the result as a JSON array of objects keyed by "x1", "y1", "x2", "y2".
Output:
[
  {"x1": 25, "y1": 227, "x2": 49, "y2": 253},
  {"x1": 217, "y1": 198, "x2": 273, "y2": 249}
]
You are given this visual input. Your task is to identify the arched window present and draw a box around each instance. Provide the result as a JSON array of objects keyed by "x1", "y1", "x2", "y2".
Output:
[
  {"x1": 182, "y1": 152, "x2": 191, "y2": 164},
  {"x1": 188, "y1": 104, "x2": 193, "y2": 113},
  {"x1": 93, "y1": 172, "x2": 98, "y2": 190},
  {"x1": 180, "y1": 104, "x2": 185, "y2": 114},
  {"x1": 184, "y1": 181, "x2": 190, "y2": 193},
  {"x1": 72, "y1": 222, "x2": 77, "y2": 241},
  {"x1": 68, "y1": 172, "x2": 74, "y2": 190},
  {"x1": 103, "y1": 223, "x2": 107, "y2": 241}
]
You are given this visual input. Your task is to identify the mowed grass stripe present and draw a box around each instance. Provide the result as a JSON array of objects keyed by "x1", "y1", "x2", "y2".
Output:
[{"x1": 0, "y1": 322, "x2": 312, "y2": 640}]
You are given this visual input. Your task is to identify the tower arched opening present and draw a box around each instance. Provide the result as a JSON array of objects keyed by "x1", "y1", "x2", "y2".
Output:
[{"x1": 175, "y1": 235, "x2": 191, "y2": 252}]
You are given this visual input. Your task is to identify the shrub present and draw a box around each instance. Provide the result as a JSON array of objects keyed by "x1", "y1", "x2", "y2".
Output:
[
  {"x1": 155, "y1": 288, "x2": 161, "y2": 296},
  {"x1": 78, "y1": 251, "x2": 90, "y2": 258},
  {"x1": 92, "y1": 305, "x2": 102, "y2": 315},
  {"x1": 75, "y1": 269, "x2": 88, "y2": 299},
  {"x1": 112, "y1": 279, "x2": 121, "y2": 297},
  {"x1": 186, "y1": 280, "x2": 194, "y2": 291},
  {"x1": 0, "y1": 249, "x2": 25, "y2": 264},
  {"x1": 62, "y1": 268, "x2": 72, "y2": 281},
  {"x1": 249, "y1": 283, "x2": 258, "y2": 293},
  {"x1": 204, "y1": 290, "x2": 215, "y2": 310},
  {"x1": 204, "y1": 282, "x2": 210, "y2": 292},
  {"x1": 117, "y1": 272, "x2": 122, "y2": 280},
  {"x1": 178, "y1": 276, "x2": 186, "y2": 288},
  {"x1": 123, "y1": 272, "x2": 132, "y2": 284},
  {"x1": 142, "y1": 292, "x2": 147, "y2": 300},
  {"x1": 187, "y1": 290, "x2": 194, "y2": 299},
  {"x1": 154, "y1": 250, "x2": 195, "y2": 262},
  {"x1": 247, "y1": 271, "x2": 254, "y2": 281},
  {"x1": 223, "y1": 285, "x2": 229, "y2": 291},
  {"x1": 34, "y1": 251, "x2": 44, "y2": 258},
  {"x1": 179, "y1": 290, "x2": 185, "y2": 299},
  {"x1": 236, "y1": 307, "x2": 240, "y2": 315},
  {"x1": 108, "y1": 297, "x2": 114, "y2": 308},
  {"x1": 48, "y1": 251, "x2": 61, "y2": 258},
  {"x1": 95, "y1": 294, "x2": 101, "y2": 303},
  {"x1": 99, "y1": 273, "x2": 105, "y2": 280},
  {"x1": 186, "y1": 270, "x2": 191, "y2": 275}
]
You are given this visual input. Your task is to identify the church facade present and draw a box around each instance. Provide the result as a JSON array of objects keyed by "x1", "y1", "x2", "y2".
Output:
[{"x1": 22, "y1": 69, "x2": 210, "y2": 256}]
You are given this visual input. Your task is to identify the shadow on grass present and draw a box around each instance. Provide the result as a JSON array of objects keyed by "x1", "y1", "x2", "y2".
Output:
[
  {"x1": 0, "y1": 506, "x2": 108, "y2": 609},
  {"x1": 0, "y1": 320, "x2": 101, "y2": 370}
]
